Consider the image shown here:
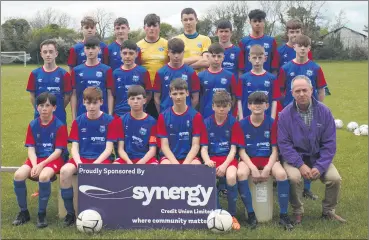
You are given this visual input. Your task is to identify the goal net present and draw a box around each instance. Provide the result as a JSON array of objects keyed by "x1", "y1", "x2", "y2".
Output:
[{"x1": 1, "y1": 51, "x2": 31, "y2": 67}]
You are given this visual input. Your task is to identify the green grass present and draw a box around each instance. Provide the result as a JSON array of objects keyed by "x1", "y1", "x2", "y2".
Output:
[{"x1": 1, "y1": 62, "x2": 368, "y2": 239}]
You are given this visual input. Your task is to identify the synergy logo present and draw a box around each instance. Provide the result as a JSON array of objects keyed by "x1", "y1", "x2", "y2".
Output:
[{"x1": 79, "y1": 184, "x2": 213, "y2": 206}]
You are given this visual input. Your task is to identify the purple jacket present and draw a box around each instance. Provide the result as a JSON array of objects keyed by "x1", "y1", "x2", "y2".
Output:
[{"x1": 277, "y1": 98, "x2": 336, "y2": 174}]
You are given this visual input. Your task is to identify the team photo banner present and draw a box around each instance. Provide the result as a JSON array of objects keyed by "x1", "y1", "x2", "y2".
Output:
[{"x1": 78, "y1": 164, "x2": 217, "y2": 229}]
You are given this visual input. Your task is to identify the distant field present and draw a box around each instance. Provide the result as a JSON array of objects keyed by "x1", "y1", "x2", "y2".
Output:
[{"x1": 1, "y1": 62, "x2": 368, "y2": 239}]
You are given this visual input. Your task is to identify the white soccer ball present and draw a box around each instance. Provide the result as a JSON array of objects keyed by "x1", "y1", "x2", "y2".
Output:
[
  {"x1": 334, "y1": 119, "x2": 344, "y2": 129},
  {"x1": 207, "y1": 209, "x2": 233, "y2": 233},
  {"x1": 347, "y1": 122, "x2": 359, "y2": 132},
  {"x1": 360, "y1": 127, "x2": 368, "y2": 136},
  {"x1": 76, "y1": 209, "x2": 103, "y2": 234},
  {"x1": 353, "y1": 128, "x2": 361, "y2": 136},
  {"x1": 359, "y1": 124, "x2": 368, "y2": 131}
]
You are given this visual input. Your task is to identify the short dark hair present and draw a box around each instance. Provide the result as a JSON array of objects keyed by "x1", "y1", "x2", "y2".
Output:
[
  {"x1": 84, "y1": 36, "x2": 100, "y2": 47},
  {"x1": 294, "y1": 34, "x2": 311, "y2": 47},
  {"x1": 40, "y1": 39, "x2": 57, "y2": 51},
  {"x1": 83, "y1": 87, "x2": 103, "y2": 102},
  {"x1": 144, "y1": 13, "x2": 160, "y2": 27},
  {"x1": 248, "y1": 9, "x2": 266, "y2": 21},
  {"x1": 168, "y1": 38, "x2": 185, "y2": 53},
  {"x1": 212, "y1": 90, "x2": 232, "y2": 106},
  {"x1": 114, "y1": 17, "x2": 129, "y2": 27},
  {"x1": 169, "y1": 78, "x2": 188, "y2": 92},
  {"x1": 181, "y1": 8, "x2": 197, "y2": 19},
  {"x1": 121, "y1": 40, "x2": 138, "y2": 51},
  {"x1": 128, "y1": 85, "x2": 146, "y2": 98},
  {"x1": 36, "y1": 92, "x2": 57, "y2": 106},
  {"x1": 248, "y1": 91, "x2": 268, "y2": 104},
  {"x1": 208, "y1": 43, "x2": 225, "y2": 55},
  {"x1": 216, "y1": 20, "x2": 232, "y2": 31},
  {"x1": 81, "y1": 16, "x2": 97, "y2": 28}
]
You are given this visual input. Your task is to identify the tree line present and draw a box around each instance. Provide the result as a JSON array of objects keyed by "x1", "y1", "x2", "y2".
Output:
[{"x1": 1, "y1": 1, "x2": 367, "y2": 64}]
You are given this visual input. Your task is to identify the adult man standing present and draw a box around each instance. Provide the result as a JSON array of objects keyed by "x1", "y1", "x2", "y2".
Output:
[{"x1": 277, "y1": 75, "x2": 346, "y2": 225}]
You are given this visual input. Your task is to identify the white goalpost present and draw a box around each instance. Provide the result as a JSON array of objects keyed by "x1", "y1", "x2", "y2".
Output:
[{"x1": 1, "y1": 51, "x2": 31, "y2": 67}]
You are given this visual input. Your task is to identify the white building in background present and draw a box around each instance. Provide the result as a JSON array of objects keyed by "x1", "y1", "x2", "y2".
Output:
[{"x1": 321, "y1": 26, "x2": 368, "y2": 49}]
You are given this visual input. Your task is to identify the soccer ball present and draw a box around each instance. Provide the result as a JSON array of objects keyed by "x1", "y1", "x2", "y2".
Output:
[
  {"x1": 207, "y1": 209, "x2": 233, "y2": 233},
  {"x1": 359, "y1": 124, "x2": 368, "y2": 131},
  {"x1": 347, "y1": 122, "x2": 359, "y2": 132},
  {"x1": 359, "y1": 125, "x2": 368, "y2": 136},
  {"x1": 353, "y1": 128, "x2": 361, "y2": 136},
  {"x1": 334, "y1": 119, "x2": 343, "y2": 129},
  {"x1": 76, "y1": 209, "x2": 103, "y2": 234}
]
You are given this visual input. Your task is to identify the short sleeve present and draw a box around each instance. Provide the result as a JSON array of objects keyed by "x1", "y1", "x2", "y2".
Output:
[
  {"x1": 106, "y1": 68, "x2": 113, "y2": 89},
  {"x1": 202, "y1": 37, "x2": 212, "y2": 53},
  {"x1": 238, "y1": 41, "x2": 245, "y2": 70},
  {"x1": 237, "y1": 123, "x2": 246, "y2": 148},
  {"x1": 271, "y1": 39, "x2": 279, "y2": 71},
  {"x1": 308, "y1": 51, "x2": 313, "y2": 60},
  {"x1": 143, "y1": 70, "x2": 152, "y2": 91},
  {"x1": 68, "y1": 120, "x2": 79, "y2": 142},
  {"x1": 116, "y1": 118, "x2": 124, "y2": 141},
  {"x1": 67, "y1": 47, "x2": 77, "y2": 67},
  {"x1": 231, "y1": 121, "x2": 242, "y2": 146},
  {"x1": 71, "y1": 69, "x2": 76, "y2": 89},
  {"x1": 156, "y1": 114, "x2": 168, "y2": 138},
  {"x1": 277, "y1": 68, "x2": 286, "y2": 90},
  {"x1": 106, "y1": 118, "x2": 118, "y2": 142},
  {"x1": 200, "y1": 125, "x2": 209, "y2": 146},
  {"x1": 230, "y1": 75, "x2": 241, "y2": 99},
  {"x1": 26, "y1": 72, "x2": 36, "y2": 92},
  {"x1": 192, "y1": 113, "x2": 204, "y2": 137},
  {"x1": 191, "y1": 71, "x2": 200, "y2": 92},
  {"x1": 149, "y1": 124, "x2": 157, "y2": 146},
  {"x1": 25, "y1": 124, "x2": 35, "y2": 146},
  {"x1": 136, "y1": 48, "x2": 142, "y2": 65},
  {"x1": 316, "y1": 67, "x2": 327, "y2": 88},
  {"x1": 271, "y1": 120, "x2": 277, "y2": 146},
  {"x1": 55, "y1": 125, "x2": 68, "y2": 149},
  {"x1": 103, "y1": 47, "x2": 109, "y2": 65},
  {"x1": 152, "y1": 72, "x2": 161, "y2": 92},
  {"x1": 63, "y1": 72, "x2": 72, "y2": 93},
  {"x1": 272, "y1": 77, "x2": 282, "y2": 100}
]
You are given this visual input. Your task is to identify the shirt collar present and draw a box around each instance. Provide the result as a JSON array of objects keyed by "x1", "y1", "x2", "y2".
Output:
[{"x1": 295, "y1": 100, "x2": 312, "y2": 113}]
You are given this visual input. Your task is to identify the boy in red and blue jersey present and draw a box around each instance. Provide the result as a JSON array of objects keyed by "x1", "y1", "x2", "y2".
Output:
[
  {"x1": 199, "y1": 43, "x2": 241, "y2": 119},
  {"x1": 239, "y1": 44, "x2": 281, "y2": 120},
  {"x1": 157, "y1": 78, "x2": 203, "y2": 165},
  {"x1": 70, "y1": 36, "x2": 114, "y2": 120},
  {"x1": 67, "y1": 16, "x2": 108, "y2": 71},
  {"x1": 26, "y1": 39, "x2": 72, "y2": 124},
  {"x1": 277, "y1": 35, "x2": 327, "y2": 108},
  {"x1": 238, "y1": 92, "x2": 293, "y2": 230},
  {"x1": 114, "y1": 85, "x2": 158, "y2": 165},
  {"x1": 153, "y1": 38, "x2": 200, "y2": 113},
  {"x1": 12, "y1": 92, "x2": 68, "y2": 228},
  {"x1": 238, "y1": 9, "x2": 279, "y2": 75},
  {"x1": 112, "y1": 40, "x2": 152, "y2": 117},
  {"x1": 59, "y1": 87, "x2": 118, "y2": 227},
  {"x1": 200, "y1": 90, "x2": 241, "y2": 230},
  {"x1": 107, "y1": 17, "x2": 141, "y2": 71}
]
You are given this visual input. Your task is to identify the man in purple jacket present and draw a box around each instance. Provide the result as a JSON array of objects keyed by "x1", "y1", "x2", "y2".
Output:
[{"x1": 277, "y1": 75, "x2": 346, "y2": 225}]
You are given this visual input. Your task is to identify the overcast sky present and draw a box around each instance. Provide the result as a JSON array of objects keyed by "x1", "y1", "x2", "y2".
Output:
[{"x1": 1, "y1": 1, "x2": 368, "y2": 35}]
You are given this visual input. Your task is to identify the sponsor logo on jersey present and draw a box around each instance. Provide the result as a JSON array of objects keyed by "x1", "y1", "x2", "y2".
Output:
[
  {"x1": 91, "y1": 137, "x2": 105, "y2": 142},
  {"x1": 54, "y1": 77, "x2": 60, "y2": 83},
  {"x1": 264, "y1": 80, "x2": 270, "y2": 87},
  {"x1": 220, "y1": 78, "x2": 227, "y2": 85},
  {"x1": 139, "y1": 127, "x2": 147, "y2": 136},
  {"x1": 264, "y1": 43, "x2": 270, "y2": 49},
  {"x1": 47, "y1": 87, "x2": 60, "y2": 92},
  {"x1": 219, "y1": 141, "x2": 229, "y2": 147},
  {"x1": 264, "y1": 131, "x2": 270, "y2": 138},
  {"x1": 96, "y1": 71, "x2": 103, "y2": 78},
  {"x1": 132, "y1": 75, "x2": 139, "y2": 82},
  {"x1": 223, "y1": 62, "x2": 234, "y2": 67},
  {"x1": 38, "y1": 79, "x2": 43, "y2": 82},
  {"x1": 179, "y1": 131, "x2": 189, "y2": 137},
  {"x1": 88, "y1": 80, "x2": 101, "y2": 86},
  {"x1": 257, "y1": 142, "x2": 270, "y2": 147},
  {"x1": 306, "y1": 70, "x2": 313, "y2": 76},
  {"x1": 42, "y1": 143, "x2": 53, "y2": 148},
  {"x1": 113, "y1": 52, "x2": 117, "y2": 55},
  {"x1": 229, "y1": 53, "x2": 235, "y2": 60},
  {"x1": 181, "y1": 74, "x2": 188, "y2": 81},
  {"x1": 132, "y1": 135, "x2": 143, "y2": 143},
  {"x1": 99, "y1": 125, "x2": 106, "y2": 133}
]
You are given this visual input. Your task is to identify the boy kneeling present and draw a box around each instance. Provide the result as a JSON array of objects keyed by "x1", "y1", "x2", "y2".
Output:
[
  {"x1": 238, "y1": 92, "x2": 293, "y2": 230},
  {"x1": 13, "y1": 92, "x2": 68, "y2": 228},
  {"x1": 59, "y1": 87, "x2": 117, "y2": 226}
]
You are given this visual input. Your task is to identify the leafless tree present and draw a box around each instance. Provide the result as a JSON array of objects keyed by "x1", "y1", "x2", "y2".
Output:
[
  {"x1": 29, "y1": 7, "x2": 73, "y2": 29},
  {"x1": 92, "y1": 9, "x2": 115, "y2": 40},
  {"x1": 259, "y1": 1, "x2": 286, "y2": 36}
]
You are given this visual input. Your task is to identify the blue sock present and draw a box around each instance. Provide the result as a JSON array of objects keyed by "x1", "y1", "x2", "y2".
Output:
[
  {"x1": 61, "y1": 187, "x2": 75, "y2": 215},
  {"x1": 14, "y1": 180, "x2": 27, "y2": 211},
  {"x1": 238, "y1": 180, "x2": 254, "y2": 213},
  {"x1": 38, "y1": 181, "x2": 51, "y2": 214},
  {"x1": 226, "y1": 183, "x2": 238, "y2": 216},
  {"x1": 304, "y1": 179, "x2": 311, "y2": 191},
  {"x1": 277, "y1": 180, "x2": 290, "y2": 214},
  {"x1": 218, "y1": 177, "x2": 226, "y2": 191}
]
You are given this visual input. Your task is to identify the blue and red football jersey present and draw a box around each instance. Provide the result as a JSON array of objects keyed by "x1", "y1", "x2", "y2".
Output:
[
  {"x1": 277, "y1": 43, "x2": 313, "y2": 68},
  {"x1": 238, "y1": 34, "x2": 279, "y2": 73},
  {"x1": 157, "y1": 107, "x2": 203, "y2": 160},
  {"x1": 222, "y1": 45, "x2": 242, "y2": 81},
  {"x1": 152, "y1": 64, "x2": 200, "y2": 112},
  {"x1": 107, "y1": 41, "x2": 142, "y2": 71},
  {"x1": 69, "y1": 112, "x2": 117, "y2": 159},
  {"x1": 26, "y1": 67, "x2": 72, "y2": 124},
  {"x1": 277, "y1": 60, "x2": 327, "y2": 108},
  {"x1": 116, "y1": 113, "x2": 157, "y2": 159},
  {"x1": 67, "y1": 41, "x2": 109, "y2": 68},
  {"x1": 239, "y1": 71, "x2": 281, "y2": 117},
  {"x1": 198, "y1": 69, "x2": 240, "y2": 119},
  {"x1": 25, "y1": 116, "x2": 68, "y2": 158},
  {"x1": 71, "y1": 62, "x2": 113, "y2": 117},
  {"x1": 112, "y1": 65, "x2": 152, "y2": 117},
  {"x1": 200, "y1": 115, "x2": 241, "y2": 157},
  {"x1": 238, "y1": 115, "x2": 277, "y2": 158}
]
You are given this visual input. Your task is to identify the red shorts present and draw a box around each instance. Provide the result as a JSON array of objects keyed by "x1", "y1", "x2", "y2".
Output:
[
  {"x1": 250, "y1": 157, "x2": 269, "y2": 169},
  {"x1": 115, "y1": 157, "x2": 159, "y2": 164},
  {"x1": 210, "y1": 156, "x2": 238, "y2": 168},
  {"x1": 67, "y1": 157, "x2": 111, "y2": 168},
  {"x1": 160, "y1": 156, "x2": 200, "y2": 164},
  {"x1": 24, "y1": 157, "x2": 63, "y2": 174}
]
